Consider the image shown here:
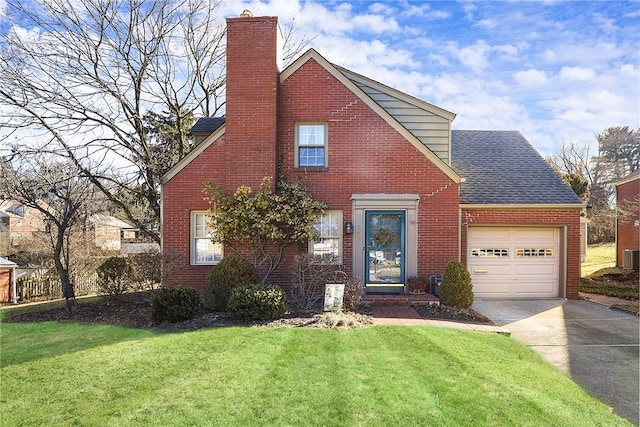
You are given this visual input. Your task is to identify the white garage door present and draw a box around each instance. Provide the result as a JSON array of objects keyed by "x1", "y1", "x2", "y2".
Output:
[{"x1": 467, "y1": 227, "x2": 560, "y2": 298}]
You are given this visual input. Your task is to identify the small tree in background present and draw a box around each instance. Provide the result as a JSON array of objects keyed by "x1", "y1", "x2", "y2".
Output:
[
  {"x1": 439, "y1": 260, "x2": 474, "y2": 309},
  {"x1": 203, "y1": 177, "x2": 326, "y2": 284}
]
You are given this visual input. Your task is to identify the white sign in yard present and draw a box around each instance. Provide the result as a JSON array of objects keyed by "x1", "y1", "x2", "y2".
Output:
[{"x1": 324, "y1": 283, "x2": 345, "y2": 312}]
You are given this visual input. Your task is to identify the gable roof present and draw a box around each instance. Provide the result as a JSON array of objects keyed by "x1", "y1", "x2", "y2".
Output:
[
  {"x1": 190, "y1": 117, "x2": 225, "y2": 134},
  {"x1": 163, "y1": 48, "x2": 462, "y2": 184},
  {"x1": 283, "y1": 49, "x2": 461, "y2": 183},
  {"x1": 451, "y1": 130, "x2": 583, "y2": 206},
  {"x1": 336, "y1": 65, "x2": 455, "y2": 165}
]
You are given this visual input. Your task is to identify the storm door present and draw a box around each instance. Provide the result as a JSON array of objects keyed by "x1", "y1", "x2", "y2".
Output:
[{"x1": 365, "y1": 211, "x2": 405, "y2": 293}]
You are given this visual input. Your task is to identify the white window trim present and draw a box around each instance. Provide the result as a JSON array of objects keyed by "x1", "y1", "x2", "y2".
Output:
[
  {"x1": 190, "y1": 211, "x2": 223, "y2": 265},
  {"x1": 309, "y1": 210, "x2": 343, "y2": 264},
  {"x1": 295, "y1": 122, "x2": 328, "y2": 168}
]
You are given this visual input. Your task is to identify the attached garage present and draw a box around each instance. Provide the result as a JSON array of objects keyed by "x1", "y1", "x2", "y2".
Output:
[{"x1": 467, "y1": 227, "x2": 561, "y2": 298}]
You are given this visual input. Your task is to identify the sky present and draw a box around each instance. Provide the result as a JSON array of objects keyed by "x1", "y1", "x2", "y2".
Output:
[
  {"x1": 0, "y1": 0, "x2": 638, "y2": 159},
  {"x1": 218, "y1": 0, "x2": 639, "y2": 157}
]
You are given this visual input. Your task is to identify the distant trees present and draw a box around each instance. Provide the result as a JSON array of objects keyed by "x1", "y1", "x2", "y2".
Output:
[
  {"x1": 547, "y1": 126, "x2": 639, "y2": 243},
  {"x1": 0, "y1": 0, "x2": 309, "y2": 243},
  {"x1": 0, "y1": 159, "x2": 100, "y2": 314}
]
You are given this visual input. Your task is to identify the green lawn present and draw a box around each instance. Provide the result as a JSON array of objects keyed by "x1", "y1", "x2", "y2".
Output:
[
  {"x1": 0, "y1": 320, "x2": 631, "y2": 426},
  {"x1": 582, "y1": 243, "x2": 616, "y2": 277}
]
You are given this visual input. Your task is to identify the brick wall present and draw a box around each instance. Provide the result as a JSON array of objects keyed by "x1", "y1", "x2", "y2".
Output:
[
  {"x1": 278, "y1": 58, "x2": 460, "y2": 282},
  {"x1": 225, "y1": 16, "x2": 280, "y2": 190},
  {"x1": 461, "y1": 207, "x2": 582, "y2": 299},
  {"x1": 616, "y1": 177, "x2": 640, "y2": 266}
]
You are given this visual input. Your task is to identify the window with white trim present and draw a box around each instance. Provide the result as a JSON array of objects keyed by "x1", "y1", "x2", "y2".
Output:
[
  {"x1": 191, "y1": 211, "x2": 223, "y2": 265},
  {"x1": 296, "y1": 123, "x2": 327, "y2": 167},
  {"x1": 309, "y1": 211, "x2": 342, "y2": 263}
]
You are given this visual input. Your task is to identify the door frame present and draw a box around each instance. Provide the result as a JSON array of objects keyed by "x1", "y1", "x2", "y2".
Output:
[{"x1": 351, "y1": 194, "x2": 420, "y2": 293}]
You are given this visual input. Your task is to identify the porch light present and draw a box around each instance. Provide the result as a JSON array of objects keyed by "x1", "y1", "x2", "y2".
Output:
[{"x1": 344, "y1": 221, "x2": 353, "y2": 235}]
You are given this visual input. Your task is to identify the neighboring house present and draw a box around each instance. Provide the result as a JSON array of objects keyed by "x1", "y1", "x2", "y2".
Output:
[
  {"x1": 0, "y1": 200, "x2": 45, "y2": 254},
  {"x1": 615, "y1": 173, "x2": 640, "y2": 270},
  {"x1": 89, "y1": 214, "x2": 135, "y2": 252},
  {"x1": 0, "y1": 256, "x2": 18, "y2": 304},
  {"x1": 161, "y1": 15, "x2": 583, "y2": 299}
]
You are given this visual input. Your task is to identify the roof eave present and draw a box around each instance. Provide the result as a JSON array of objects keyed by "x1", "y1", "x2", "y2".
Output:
[
  {"x1": 460, "y1": 203, "x2": 585, "y2": 210},
  {"x1": 161, "y1": 125, "x2": 226, "y2": 184}
]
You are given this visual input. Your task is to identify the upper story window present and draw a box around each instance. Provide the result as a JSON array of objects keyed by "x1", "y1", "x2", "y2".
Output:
[
  {"x1": 296, "y1": 123, "x2": 327, "y2": 168},
  {"x1": 191, "y1": 211, "x2": 223, "y2": 265}
]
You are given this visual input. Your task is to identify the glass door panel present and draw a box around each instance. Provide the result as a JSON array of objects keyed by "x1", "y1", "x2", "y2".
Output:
[{"x1": 365, "y1": 211, "x2": 405, "y2": 289}]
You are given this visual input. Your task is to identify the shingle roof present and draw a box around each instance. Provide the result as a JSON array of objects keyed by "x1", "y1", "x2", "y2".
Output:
[
  {"x1": 451, "y1": 130, "x2": 582, "y2": 205},
  {"x1": 190, "y1": 117, "x2": 225, "y2": 133}
]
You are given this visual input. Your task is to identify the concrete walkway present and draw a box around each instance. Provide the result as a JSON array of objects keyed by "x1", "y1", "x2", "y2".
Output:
[
  {"x1": 371, "y1": 305, "x2": 510, "y2": 334},
  {"x1": 472, "y1": 298, "x2": 639, "y2": 424}
]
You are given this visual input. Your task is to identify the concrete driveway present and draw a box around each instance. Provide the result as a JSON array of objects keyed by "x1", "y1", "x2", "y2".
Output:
[{"x1": 472, "y1": 299, "x2": 639, "y2": 424}]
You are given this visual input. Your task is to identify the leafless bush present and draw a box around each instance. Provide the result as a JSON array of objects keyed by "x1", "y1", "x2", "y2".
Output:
[
  {"x1": 342, "y1": 278, "x2": 365, "y2": 312},
  {"x1": 291, "y1": 254, "x2": 345, "y2": 311},
  {"x1": 128, "y1": 250, "x2": 182, "y2": 291}
]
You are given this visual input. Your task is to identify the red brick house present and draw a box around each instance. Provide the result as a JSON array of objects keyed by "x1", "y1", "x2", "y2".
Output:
[
  {"x1": 161, "y1": 15, "x2": 583, "y2": 299},
  {"x1": 615, "y1": 173, "x2": 640, "y2": 270}
]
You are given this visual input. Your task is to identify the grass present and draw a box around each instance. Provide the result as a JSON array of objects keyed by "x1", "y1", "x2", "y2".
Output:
[
  {"x1": 580, "y1": 243, "x2": 639, "y2": 313},
  {"x1": 0, "y1": 319, "x2": 632, "y2": 426},
  {"x1": 581, "y1": 242, "x2": 616, "y2": 277}
]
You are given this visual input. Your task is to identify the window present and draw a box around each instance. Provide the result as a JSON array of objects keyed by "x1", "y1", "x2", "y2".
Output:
[
  {"x1": 191, "y1": 211, "x2": 223, "y2": 265},
  {"x1": 310, "y1": 211, "x2": 342, "y2": 263},
  {"x1": 471, "y1": 248, "x2": 509, "y2": 257},
  {"x1": 296, "y1": 123, "x2": 327, "y2": 167},
  {"x1": 516, "y1": 248, "x2": 553, "y2": 257}
]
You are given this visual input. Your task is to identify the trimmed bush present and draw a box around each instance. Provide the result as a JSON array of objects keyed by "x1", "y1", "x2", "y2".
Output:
[
  {"x1": 228, "y1": 284, "x2": 288, "y2": 321},
  {"x1": 151, "y1": 286, "x2": 204, "y2": 324},
  {"x1": 97, "y1": 256, "x2": 133, "y2": 296},
  {"x1": 439, "y1": 260, "x2": 474, "y2": 308},
  {"x1": 204, "y1": 256, "x2": 259, "y2": 311}
]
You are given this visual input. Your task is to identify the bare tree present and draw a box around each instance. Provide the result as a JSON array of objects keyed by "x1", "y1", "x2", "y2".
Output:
[
  {"x1": 547, "y1": 127, "x2": 639, "y2": 243},
  {"x1": 0, "y1": 159, "x2": 99, "y2": 314},
  {"x1": 0, "y1": 0, "x2": 311, "y2": 243}
]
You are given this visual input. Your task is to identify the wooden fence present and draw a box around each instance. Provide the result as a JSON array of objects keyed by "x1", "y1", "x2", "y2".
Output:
[{"x1": 17, "y1": 273, "x2": 100, "y2": 302}]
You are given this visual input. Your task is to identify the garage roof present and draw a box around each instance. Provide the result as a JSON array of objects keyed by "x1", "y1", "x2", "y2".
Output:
[{"x1": 451, "y1": 130, "x2": 583, "y2": 206}]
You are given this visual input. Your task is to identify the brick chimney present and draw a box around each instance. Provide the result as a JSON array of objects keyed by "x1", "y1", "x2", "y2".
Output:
[{"x1": 225, "y1": 13, "x2": 282, "y2": 190}]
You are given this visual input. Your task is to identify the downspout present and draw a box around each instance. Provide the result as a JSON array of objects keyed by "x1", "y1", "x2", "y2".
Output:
[
  {"x1": 11, "y1": 267, "x2": 17, "y2": 304},
  {"x1": 458, "y1": 207, "x2": 462, "y2": 262}
]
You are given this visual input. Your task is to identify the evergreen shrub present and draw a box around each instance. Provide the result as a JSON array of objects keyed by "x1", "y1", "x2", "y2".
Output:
[
  {"x1": 439, "y1": 260, "x2": 474, "y2": 308},
  {"x1": 228, "y1": 284, "x2": 288, "y2": 321},
  {"x1": 151, "y1": 285, "x2": 204, "y2": 324},
  {"x1": 204, "y1": 256, "x2": 259, "y2": 311}
]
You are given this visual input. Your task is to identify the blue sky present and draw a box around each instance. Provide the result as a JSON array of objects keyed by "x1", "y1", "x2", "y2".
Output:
[
  {"x1": 1, "y1": 1, "x2": 638, "y2": 159},
  {"x1": 225, "y1": 0, "x2": 639, "y2": 157}
]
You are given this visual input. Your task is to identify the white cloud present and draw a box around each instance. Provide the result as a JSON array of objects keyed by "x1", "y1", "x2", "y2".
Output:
[
  {"x1": 455, "y1": 40, "x2": 491, "y2": 73},
  {"x1": 514, "y1": 69, "x2": 549, "y2": 87},
  {"x1": 559, "y1": 66, "x2": 595, "y2": 81}
]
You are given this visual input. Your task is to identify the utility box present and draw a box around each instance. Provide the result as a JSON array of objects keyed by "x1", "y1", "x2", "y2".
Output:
[{"x1": 622, "y1": 249, "x2": 640, "y2": 272}]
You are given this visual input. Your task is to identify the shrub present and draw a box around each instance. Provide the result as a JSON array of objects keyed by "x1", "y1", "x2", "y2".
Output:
[
  {"x1": 342, "y1": 278, "x2": 364, "y2": 312},
  {"x1": 204, "y1": 256, "x2": 259, "y2": 311},
  {"x1": 291, "y1": 253, "x2": 344, "y2": 310},
  {"x1": 151, "y1": 285, "x2": 204, "y2": 324},
  {"x1": 439, "y1": 260, "x2": 474, "y2": 308},
  {"x1": 228, "y1": 284, "x2": 288, "y2": 321},
  {"x1": 96, "y1": 256, "x2": 133, "y2": 296}
]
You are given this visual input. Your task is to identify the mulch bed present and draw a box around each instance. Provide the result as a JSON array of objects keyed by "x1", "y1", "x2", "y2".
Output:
[{"x1": 2, "y1": 291, "x2": 493, "y2": 330}]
